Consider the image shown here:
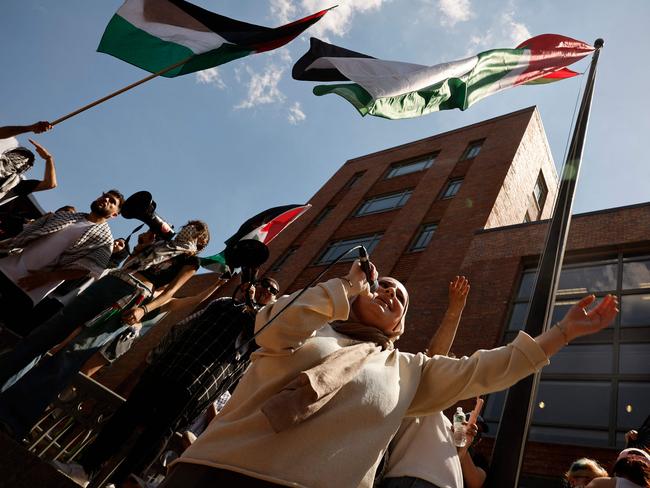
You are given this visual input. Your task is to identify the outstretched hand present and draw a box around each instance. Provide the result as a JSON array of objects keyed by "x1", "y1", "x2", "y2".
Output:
[
  {"x1": 28, "y1": 139, "x2": 53, "y2": 160},
  {"x1": 560, "y1": 294, "x2": 618, "y2": 341},
  {"x1": 448, "y1": 276, "x2": 470, "y2": 312}
]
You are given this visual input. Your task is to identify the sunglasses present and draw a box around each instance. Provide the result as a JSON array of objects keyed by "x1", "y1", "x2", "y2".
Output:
[{"x1": 260, "y1": 280, "x2": 279, "y2": 295}]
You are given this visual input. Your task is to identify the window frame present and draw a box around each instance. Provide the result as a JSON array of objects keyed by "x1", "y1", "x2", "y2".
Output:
[
  {"x1": 533, "y1": 171, "x2": 549, "y2": 212},
  {"x1": 354, "y1": 190, "x2": 412, "y2": 217},
  {"x1": 385, "y1": 154, "x2": 436, "y2": 179},
  {"x1": 440, "y1": 178, "x2": 463, "y2": 199},
  {"x1": 460, "y1": 139, "x2": 484, "y2": 160},
  {"x1": 315, "y1": 233, "x2": 383, "y2": 265},
  {"x1": 409, "y1": 222, "x2": 438, "y2": 252},
  {"x1": 269, "y1": 246, "x2": 298, "y2": 272},
  {"x1": 490, "y1": 253, "x2": 650, "y2": 448}
]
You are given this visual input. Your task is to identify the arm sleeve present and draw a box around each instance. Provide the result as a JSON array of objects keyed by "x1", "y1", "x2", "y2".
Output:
[
  {"x1": 13, "y1": 179, "x2": 40, "y2": 196},
  {"x1": 254, "y1": 277, "x2": 351, "y2": 352},
  {"x1": 406, "y1": 331, "x2": 549, "y2": 416}
]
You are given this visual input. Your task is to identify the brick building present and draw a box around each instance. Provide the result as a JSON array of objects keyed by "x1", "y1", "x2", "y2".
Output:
[{"x1": 238, "y1": 106, "x2": 648, "y2": 486}]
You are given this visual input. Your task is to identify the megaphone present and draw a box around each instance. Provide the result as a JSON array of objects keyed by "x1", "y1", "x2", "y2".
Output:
[
  {"x1": 224, "y1": 239, "x2": 270, "y2": 285},
  {"x1": 122, "y1": 191, "x2": 174, "y2": 240}
]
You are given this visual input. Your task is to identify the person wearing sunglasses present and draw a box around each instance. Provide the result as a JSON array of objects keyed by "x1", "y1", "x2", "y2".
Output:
[{"x1": 53, "y1": 275, "x2": 281, "y2": 487}]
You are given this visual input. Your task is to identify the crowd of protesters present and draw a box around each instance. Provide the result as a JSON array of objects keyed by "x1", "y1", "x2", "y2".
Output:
[{"x1": 0, "y1": 122, "x2": 647, "y2": 488}]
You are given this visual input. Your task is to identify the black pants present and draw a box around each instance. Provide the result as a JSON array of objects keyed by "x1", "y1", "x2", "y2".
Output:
[
  {"x1": 80, "y1": 371, "x2": 192, "y2": 485},
  {"x1": 161, "y1": 464, "x2": 285, "y2": 488}
]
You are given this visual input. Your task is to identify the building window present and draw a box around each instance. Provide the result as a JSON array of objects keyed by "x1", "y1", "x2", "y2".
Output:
[
  {"x1": 269, "y1": 247, "x2": 297, "y2": 272},
  {"x1": 386, "y1": 155, "x2": 436, "y2": 179},
  {"x1": 355, "y1": 190, "x2": 412, "y2": 216},
  {"x1": 533, "y1": 171, "x2": 548, "y2": 211},
  {"x1": 316, "y1": 234, "x2": 382, "y2": 265},
  {"x1": 460, "y1": 140, "x2": 484, "y2": 160},
  {"x1": 489, "y1": 254, "x2": 650, "y2": 448},
  {"x1": 440, "y1": 178, "x2": 463, "y2": 199},
  {"x1": 343, "y1": 171, "x2": 365, "y2": 190},
  {"x1": 410, "y1": 223, "x2": 438, "y2": 252},
  {"x1": 313, "y1": 206, "x2": 334, "y2": 227},
  {"x1": 523, "y1": 212, "x2": 531, "y2": 223}
]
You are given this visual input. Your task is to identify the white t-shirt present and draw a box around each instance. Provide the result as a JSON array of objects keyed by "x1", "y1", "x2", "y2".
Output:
[
  {"x1": 0, "y1": 220, "x2": 93, "y2": 304},
  {"x1": 384, "y1": 413, "x2": 464, "y2": 488}
]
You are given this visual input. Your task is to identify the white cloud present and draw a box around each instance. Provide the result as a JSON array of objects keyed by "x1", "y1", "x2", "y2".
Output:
[
  {"x1": 287, "y1": 102, "x2": 306, "y2": 124},
  {"x1": 437, "y1": 0, "x2": 473, "y2": 27},
  {"x1": 502, "y1": 11, "x2": 531, "y2": 46},
  {"x1": 195, "y1": 67, "x2": 226, "y2": 89},
  {"x1": 465, "y1": 7, "x2": 531, "y2": 53},
  {"x1": 0, "y1": 137, "x2": 19, "y2": 154},
  {"x1": 235, "y1": 64, "x2": 286, "y2": 109},
  {"x1": 270, "y1": 0, "x2": 298, "y2": 24},
  {"x1": 299, "y1": 0, "x2": 386, "y2": 39}
]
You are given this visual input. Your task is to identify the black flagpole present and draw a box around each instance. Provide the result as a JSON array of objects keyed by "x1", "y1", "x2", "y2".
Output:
[{"x1": 485, "y1": 38, "x2": 604, "y2": 488}]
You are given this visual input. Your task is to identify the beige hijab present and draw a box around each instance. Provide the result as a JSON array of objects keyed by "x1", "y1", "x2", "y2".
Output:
[{"x1": 261, "y1": 280, "x2": 408, "y2": 432}]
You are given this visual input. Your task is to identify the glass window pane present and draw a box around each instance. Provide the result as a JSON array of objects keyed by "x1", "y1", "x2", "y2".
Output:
[
  {"x1": 317, "y1": 235, "x2": 381, "y2": 265},
  {"x1": 551, "y1": 301, "x2": 576, "y2": 326},
  {"x1": 528, "y1": 426, "x2": 609, "y2": 447},
  {"x1": 533, "y1": 381, "x2": 611, "y2": 428},
  {"x1": 356, "y1": 191, "x2": 411, "y2": 216},
  {"x1": 556, "y1": 264, "x2": 617, "y2": 296},
  {"x1": 623, "y1": 259, "x2": 650, "y2": 290},
  {"x1": 508, "y1": 302, "x2": 530, "y2": 331},
  {"x1": 544, "y1": 345, "x2": 613, "y2": 375},
  {"x1": 617, "y1": 382, "x2": 650, "y2": 431},
  {"x1": 517, "y1": 272, "x2": 537, "y2": 299},
  {"x1": 621, "y1": 294, "x2": 650, "y2": 327},
  {"x1": 442, "y1": 179, "x2": 462, "y2": 198},
  {"x1": 483, "y1": 389, "x2": 507, "y2": 421},
  {"x1": 411, "y1": 224, "x2": 437, "y2": 251},
  {"x1": 619, "y1": 344, "x2": 650, "y2": 374},
  {"x1": 387, "y1": 157, "x2": 433, "y2": 178}
]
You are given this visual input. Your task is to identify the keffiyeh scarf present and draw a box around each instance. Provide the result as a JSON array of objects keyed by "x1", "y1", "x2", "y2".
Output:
[{"x1": 0, "y1": 147, "x2": 33, "y2": 204}]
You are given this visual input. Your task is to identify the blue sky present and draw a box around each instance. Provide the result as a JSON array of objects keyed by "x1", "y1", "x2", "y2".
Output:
[{"x1": 1, "y1": 0, "x2": 649, "y2": 259}]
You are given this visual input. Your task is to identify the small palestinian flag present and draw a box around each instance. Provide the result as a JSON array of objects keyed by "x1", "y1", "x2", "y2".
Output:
[
  {"x1": 292, "y1": 35, "x2": 594, "y2": 119},
  {"x1": 98, "y1": 0, "x2": 331, "y2": 77},
  {"x1": 201, "y1": 204, "x2": 311, "y2": 273}
]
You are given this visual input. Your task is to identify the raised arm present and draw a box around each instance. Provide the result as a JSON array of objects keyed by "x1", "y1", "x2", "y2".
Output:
[
  {"x1": 408, "y1": 294, "x2": 618, "y2": 416},
  {"x1": 255, "y1": 261, "x2": 367, "y2": 352},
  {"x1": 28, "y1": 139, "x2": 57, "y2": 191},
  {"x1": 426, "y1": 276, "x2": 469, "y2": 356},
  {"x1": 0, "y1": 121, "x2": 51, "y2": 139}
]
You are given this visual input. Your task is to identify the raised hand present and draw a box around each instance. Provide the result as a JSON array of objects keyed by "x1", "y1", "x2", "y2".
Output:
[
  {"x1": 448, "y1": 276, "x2": 470, "y2": 313},
  {"x1": 560, "y1": 294, "x2": 618, "y2": 341},
  {"x1": 28, "y1": 139, "x2": 53, "y2": 160}
]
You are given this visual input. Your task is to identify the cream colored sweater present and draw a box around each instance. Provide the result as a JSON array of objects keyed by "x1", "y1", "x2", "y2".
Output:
[{"x1": 176, "y1": 278, "x2": 549, "y2": 488}]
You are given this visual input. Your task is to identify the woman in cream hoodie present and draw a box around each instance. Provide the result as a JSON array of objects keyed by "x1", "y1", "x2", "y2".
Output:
[{"x1": 162, "y1": 261, "x2": 618, "y2": 488}]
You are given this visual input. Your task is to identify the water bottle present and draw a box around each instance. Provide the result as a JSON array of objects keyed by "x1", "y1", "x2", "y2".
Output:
[{"x1": 453, "y1": 407, "x2": 467, "y2": 447}]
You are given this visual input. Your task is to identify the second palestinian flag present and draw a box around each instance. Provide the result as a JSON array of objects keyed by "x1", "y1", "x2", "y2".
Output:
[
  {"x1": 293, "y1": 35, "x2": 594, "y2": 119},
  {"x1": 99, "y1": 0, "x2": 330, "y2": 77}
]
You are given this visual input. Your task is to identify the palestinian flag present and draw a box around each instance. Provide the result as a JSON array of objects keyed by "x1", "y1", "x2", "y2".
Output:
[
  {"x1": 292, "y1": 35, "x2": 594, "y2": 119},
  {"x1": 201, "y1": 204, "x2": 311, "y2": 272},
  {"x1": 98, "y1": 0, "x2": 331, "y2": 77}
]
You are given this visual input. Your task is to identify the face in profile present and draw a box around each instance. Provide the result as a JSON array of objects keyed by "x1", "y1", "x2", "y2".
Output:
[
  {"x1": 255, "y1": 278, "x2": 279, "y2": 306},
  {"x1": 351, "y1": 277, "x2": 408, "y2": 335}
]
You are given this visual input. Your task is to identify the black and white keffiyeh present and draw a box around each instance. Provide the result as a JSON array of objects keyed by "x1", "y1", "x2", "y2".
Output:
[
  {"x1": 0, "y1": 211, "x2": 114, "y2": 277},
  {"x1": 0, "y1": 147, "x2": 34, "y2": 204}
]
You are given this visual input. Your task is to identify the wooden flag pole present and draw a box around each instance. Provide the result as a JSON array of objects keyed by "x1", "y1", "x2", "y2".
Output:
[{"x1": 51, "y1": 55, "x2": 195, "y2": 127}]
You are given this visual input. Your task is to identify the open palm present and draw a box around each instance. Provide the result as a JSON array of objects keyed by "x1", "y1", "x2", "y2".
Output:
[{"x1": 561, "y1": 294, "x2": 618, "y2": 340}]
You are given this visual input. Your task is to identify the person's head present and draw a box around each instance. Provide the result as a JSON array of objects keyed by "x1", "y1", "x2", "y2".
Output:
[
  {"x1": 174, "y1": 220, "x2": 210, "y2": 253},
  {"x1": 255, "y1": 277, "x2": 280, "y2": 306},
  {"x1": 55, "y1": 205, "x2": 76, "y2": 213},
  {"x1": 613, "y1": 449, "x2": 650, "y2": 486},
  {"x1": 350, "y1": 277, "x2": 409, "y2": 340},
  {"x1": 564, "y1": 458, "x2": 608, "y2": 487},
  {"x1": 90, "y1": 190, "x2": 125, "y2": 219},
  {"x1": 2, "y1": 147, "x2": 35, "y2": 174}
]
